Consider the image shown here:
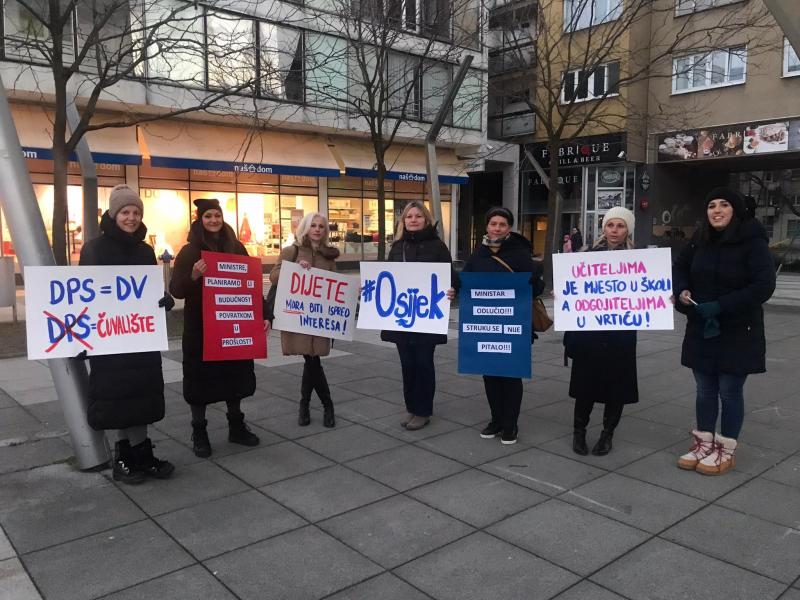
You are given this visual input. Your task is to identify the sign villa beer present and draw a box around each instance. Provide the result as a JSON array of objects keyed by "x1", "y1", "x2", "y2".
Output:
[
  {"x1": 527, "y1": 134, "x2": 626, "y2": 168},
  {"x1": 201, "y1": 251, "x2": 266, "y2": 361}
]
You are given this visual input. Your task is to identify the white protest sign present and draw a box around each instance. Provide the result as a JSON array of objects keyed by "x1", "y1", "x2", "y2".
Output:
[
  {"x1": 553, "y1": 248, "x2": 674, "y2": 331},
  {"x1": 24, "y1": 266, "x2": 168, "y2": 359},
  {"x1": 272, "y1": 261, "x2": 359, "y2": 340},
  {"x1": 357, "y1": 262, "x2": 451, "y2": 334}
]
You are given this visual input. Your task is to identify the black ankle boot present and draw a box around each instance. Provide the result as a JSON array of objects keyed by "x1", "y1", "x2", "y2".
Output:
[
  {"x1": 322, "y1": 402, "x2": 335, "y2": 428},
  {"x1": 592, "y1": 430, "x2": 614, "y2": 456},
  {"x1": 131, "y1": 438, "x2": 174, "y2": 479},
  {"x1": 573, "y1": 429, "x2": 589, "y2": 455},
  {"x1": 112, "y1": 440, "x2": 146, "y2": 485},
  {"x1": 227, "y1": 412, "x2": 260, "y2": 446},
  {"x1": 298, "y1": 400, "x2": 311, "y2": 426},
  {"x1": 192, "y1": 419, "x2": 212, "y2": 458}
]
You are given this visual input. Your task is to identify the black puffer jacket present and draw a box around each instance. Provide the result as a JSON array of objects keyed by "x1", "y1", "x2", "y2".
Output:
[
  {"x1": 673, "y1": 218, "x2": 775, "y2": 375},
  {"x1": 380, "y1": 225, "x2": 457, "y2": 345},
  {"x1": 79, "y1": 212, "x2": 165, "y2": 430},
  {"x1": 170, "y1": 221, "x2": 259, "y2": 405}
]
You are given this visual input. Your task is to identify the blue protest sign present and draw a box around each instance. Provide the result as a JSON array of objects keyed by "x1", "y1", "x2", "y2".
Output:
[{"x1": 458, "y1": 272, "x2": 532, "y2": 379}]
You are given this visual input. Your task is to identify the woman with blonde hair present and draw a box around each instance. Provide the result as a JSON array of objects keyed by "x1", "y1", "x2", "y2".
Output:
[
  {"x1": 381, "y1": 201, "x2": 456, "y2": 430},
  {"x1": 269, "y1": 212, "x2": 340, "y2": 427}
]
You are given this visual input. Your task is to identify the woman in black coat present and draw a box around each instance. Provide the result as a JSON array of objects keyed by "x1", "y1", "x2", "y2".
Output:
[
  {"x1": 79, "y1": 184, "x2": 174, "y2": 484},
  {"x1": 674, "y1": 187, "x2": 775, "y2": 475},
  {"x1": 170, "y1": 199, "x2": 264, "y2": 457},
  {"x1": 380, "y1": 201, "x2": 456, "y2": 431},
  {"x1": 463, "y1": 206, "x2": 544, "y2": 445},
  {"x1": 564, "y1": 207, "x2": 638, "y2": 456}
]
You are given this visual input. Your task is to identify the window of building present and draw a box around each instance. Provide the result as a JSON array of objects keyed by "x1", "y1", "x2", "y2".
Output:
[
  {"x1": 422, "y1": 61, "x2": 452, "y2": 121},
  {"x1": 787, "y1": 219, "x2": 800, "y2": 240},
  {"x1": 672, "y1": 46, "x2": 746, "y2": 94},
  {"x1": 305, "y1": 33, "x2": 348, "y2": 106},
  {"x1": 454, "y1": 68, "x2": 484, "y2": 131},
  {"x1": 675, "y1": 0, "x2": 743, "y2": 16},
  {"x1": 453, "y1": 0, "x2": 481, "y2": 49},
  {"x1": 423, "y1": 0, "x2": 452, "y2": 39},
  {"x1": 76, "y1": 0, "x2": 132, "y2": 70},
  {"x1": 206, "y1": 13, "x2": 256, "y2": 90},
  {"x1": 388, "y1": 52, "x2": 421, "y2": 118},
  {"x1": 259, "y1": 24, "x2": 304, "y2": 101},
  {"x1": 784, "y1": 39, "x2": 800, "y2": 78},
  {"x1": 4, "y1": 0, "x2": 75, "y2": 63},
  {"x1": 562, "y1": 62, "x2": 620, "y2": 103},
  {"x1": 563, "y1": 0, "x2": 622, "y2": 31},
  {"x1": 143, "y1": 0, "x2": 205, "y2": 85}
]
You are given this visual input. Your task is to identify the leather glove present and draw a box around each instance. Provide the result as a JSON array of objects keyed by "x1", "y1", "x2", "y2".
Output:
[
  {"x1": 695, "y1": 301, "x2": 721, "y2": 320},
  {"x1": 158, "y1": 293, "x2": 175, "y2": 311}
]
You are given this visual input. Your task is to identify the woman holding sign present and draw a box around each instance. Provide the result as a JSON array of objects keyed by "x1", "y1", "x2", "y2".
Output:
[
  {"x1": 170, "y1": 199, "x2": 263, "y2": 458},
  {"x1": 463, "y1": 206, "x2": 544, "y2": 445},
  {"x1": 269, "y1": 213, "x2": 339, "y2": 428},
  {"x1": 382, "y1": 201, "x2": 457, "y2": 431},
  {"x1": 564, "y1": 207, "x2": 638, "y2": 456},
  {"x1": 79, "y1": 184, "x2": 174, "y2": 484},
  {"x1": 674, "y1": 188, "x2": 775, "y2": 475}
]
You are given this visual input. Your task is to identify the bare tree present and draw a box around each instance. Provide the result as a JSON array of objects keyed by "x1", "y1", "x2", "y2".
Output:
[
  {"x1": 489, "y1": 0, "x2": 773, "y2": 285},
  {"x1": 301, "y1": 0, "x2": 484, "y2": 259},
  {"x1": 4, "y1": 0, "x2": 302, "y2": 264}
]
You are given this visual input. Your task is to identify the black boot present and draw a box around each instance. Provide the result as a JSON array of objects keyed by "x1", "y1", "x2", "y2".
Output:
[
  {"x1": 592, "y1": 430, "x2": 614, "y2": 456},
  {"x1": 573, "y1": 429, "x2": 589, "y2": 455},
  {"x1": 192, "y1": 419, "x2": 212, "y2": 458},
  {"x1": 322, "y1": 401, "x2": 335, "y2": 428},
  {"x1": 112, "y1": 440, "x2": 146, "y2": 485},
  {"x1": 298, "y1": 400, "x2": 311, "y2": 426},
  {"x1": 227, "y1": 412, "x2": 260, "y2": 446},
  {"x1": 131, "y1": 438, "x2": 174, "y2": 479},
  {"x1": 313, "y1": 361, "x2": 335, "y2": 428},
  {"x1": 299, "y1": 364, "x2": 313, "y2": 426}
]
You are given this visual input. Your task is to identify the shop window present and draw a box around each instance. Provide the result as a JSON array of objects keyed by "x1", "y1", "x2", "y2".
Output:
[
  {"x1": 280, "y1": 193, "x2": 318, "y2": 247},
  {"x1": 454, "y1": 68, "x2": 484, "y2": 131},
  {"x1": 328, "y1": 197, "x2": 364, "y2": 257},
  {"x1": 675, "y1": 0, "x2": 743, "y2": 16},
  {"x1": 237, "y1": 192, "x2": 280, "y2": 257},
  {"x1": 141, "y1": 189, "x2": 191, "y2": 258},
  {"x1": 784, "y1": 39, "x2": 800, "y2": 78},
  {"x1": 563, "y1": 0, "x2": 622, "y2": 32},
  {"x1": 305, "y1": 33, "x2": 348, "y2": 106},
  {"x1": 206, "y1": 13, "x2": 256, "y2": 89},
  {"x1": 362, "y1": 198, "x2": 395, "y2": 259},
  {"x1": 143, "y1": 0, "x2": 204, "y2": 85},
  {"x1": 562, "y1": 62, "x2": 619, "y2": 103},
  {"x1": 672, "y1": 47, "x2": 746, "y2": 94},
  {"x1": 260, "y1": 24, "x2": 304, "y2": 101},
  {"x1": 4, "y1": 0, "x2": 75, "y2": 63}
]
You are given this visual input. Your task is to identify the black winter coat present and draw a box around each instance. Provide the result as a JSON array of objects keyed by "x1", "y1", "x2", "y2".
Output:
[
  {"x1": 170, "y1": 221, "x2": 259, "y2": 406},
  {"x1": 79, "y1": 212, "x2": 166, "y2": 430},
  {"x1": 673, "y1": 219, "x2": 775, "y2": 375},
  {"x1": 380, "y1": 225, "x2": 457, "y2": 345},
  {"x1": 563, "y1": 245, "x2": 638, "y2": 404}
]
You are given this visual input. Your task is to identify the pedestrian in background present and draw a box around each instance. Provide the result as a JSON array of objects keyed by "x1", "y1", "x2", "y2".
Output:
[
  {"x1": 570, "y1": 226, "x2": 583, "y2": 252},
  {"x1": 463, "y1": 206, "x2": 544, "y2": 445},
  {"x1": 562, "y1": 234, "x2": 573, "y2": 253},
  {"x1": 79, "y1": 184, "x2": 174, "y2": 484},
  {"x1": 564, "y1": 207, "x2": 638, "y2": 456},
  {"x1": 170, "y1": 198, "x2": 265, "y2": 458},
  {"x1": 269, "y1": 213, "x2": 338, "y2": 428},
  {"x1": 381, "y1": 201, "x2": 456, "y2": 431},
  {"x1": 674, "y1": 187, "x2": 775, "y2": 475}
]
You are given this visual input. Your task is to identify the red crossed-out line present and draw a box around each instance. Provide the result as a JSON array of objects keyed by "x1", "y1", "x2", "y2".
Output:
[{"x1": 43, "y1": 307, "x2": 94, "y2": 353}]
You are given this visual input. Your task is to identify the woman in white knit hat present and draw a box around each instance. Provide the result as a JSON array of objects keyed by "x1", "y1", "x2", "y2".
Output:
[{"x1": 563, "y1": 206, "x2": 639, "y2": 456}]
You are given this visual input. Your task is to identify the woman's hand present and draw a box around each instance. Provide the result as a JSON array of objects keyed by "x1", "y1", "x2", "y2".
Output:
[
  {"x1": 298, "y1": 259, "x2": 311, "y2": 270},
  {"x1": 446, "y1": 287, "x2": 455, "y2": 301},
  {"x1": 678, "y1": 290, "x2": 693, "y2": 306},
  {"x1": 191, "y1": 259, "x2": 207, "y2": 281},
  {"x1": 263, "y1": 320, "x2": 271, "y2": 333}
]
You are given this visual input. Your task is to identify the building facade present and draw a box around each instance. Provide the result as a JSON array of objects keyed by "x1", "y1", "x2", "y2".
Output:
[{"x1": 0, "y1": 0, "x2": 490, "y2": 267}]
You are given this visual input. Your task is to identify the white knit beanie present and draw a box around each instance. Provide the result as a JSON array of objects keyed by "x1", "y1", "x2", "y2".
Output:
[{"x1": 603, "y1": 206, "x2": 635, "y2": 235}]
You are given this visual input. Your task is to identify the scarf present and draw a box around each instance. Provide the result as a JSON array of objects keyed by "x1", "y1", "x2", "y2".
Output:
[{"x1": 481, "y1": 233, "x2": 509, "y2": 249}]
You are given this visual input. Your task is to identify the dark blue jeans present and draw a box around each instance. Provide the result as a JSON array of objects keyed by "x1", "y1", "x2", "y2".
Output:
[
  {"x1": 396, "y1": 341, "x2": 437, "y2": 417},
  {"x1": 692, "y1": 370, "x2": 747, "y2": 438}
]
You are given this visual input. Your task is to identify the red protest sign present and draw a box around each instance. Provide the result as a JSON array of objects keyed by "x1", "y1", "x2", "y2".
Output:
[{"x1": 201, "y1": 251, "x2": 267, "y2": 361}]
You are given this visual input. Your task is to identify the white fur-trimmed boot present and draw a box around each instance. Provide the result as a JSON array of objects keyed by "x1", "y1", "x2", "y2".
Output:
[
  {"x1": 677, "y1": 430, "x2": 714, "y2": 470},
  {"x1": 696, "y1": 434, "x2": 737, "y2": 475}
]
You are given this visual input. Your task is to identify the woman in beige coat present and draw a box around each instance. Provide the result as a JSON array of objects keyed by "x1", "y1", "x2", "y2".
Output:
[{"x1": 270, "y1": 213, "x2": 339, "y2": 428}]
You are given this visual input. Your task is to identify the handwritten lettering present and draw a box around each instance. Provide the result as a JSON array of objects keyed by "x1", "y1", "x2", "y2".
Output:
[
  {"x1": 571, "y1": 261, "x2": 647, "y2": 279},
  {"x1": 369, "y1": 271, "x2": 445, "y2": 329}
]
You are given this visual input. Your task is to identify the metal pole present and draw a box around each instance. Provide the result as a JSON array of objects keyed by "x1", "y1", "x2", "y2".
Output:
[
  {"x1": 426, "y1": 55, "x2": 473, "y2": 237},
  {"x1": 66, "y1": 100, "x2": 99, "y2": 243},
  {"x1": 0, "y1": 80, "x2": 109, "y2": 469}
]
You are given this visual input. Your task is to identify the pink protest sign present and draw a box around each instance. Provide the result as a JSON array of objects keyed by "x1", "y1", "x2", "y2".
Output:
[{"x1": 552, "y1": 248, "x2": 674, "y2": 331}]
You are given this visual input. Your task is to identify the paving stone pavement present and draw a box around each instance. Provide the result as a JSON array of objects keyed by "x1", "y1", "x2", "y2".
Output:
[{"x1": 0, "y1": 305, "x2": 799, "y2": 599}]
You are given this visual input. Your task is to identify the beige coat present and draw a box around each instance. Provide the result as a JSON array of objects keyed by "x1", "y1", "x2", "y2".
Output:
[{"x1": 269, "y1": 242, "x2": 339, "y2": 357}]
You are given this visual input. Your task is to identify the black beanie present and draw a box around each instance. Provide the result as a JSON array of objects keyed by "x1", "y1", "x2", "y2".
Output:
[
  {"x1": 194, "y1": 198, "x2": 222, "y2": 220},
  {"x1": 704, "y1": 187, "x2": 746, "y2": 220},
  {"x1": 485, "y1": 206, "x2": 514, "y2": 228}
]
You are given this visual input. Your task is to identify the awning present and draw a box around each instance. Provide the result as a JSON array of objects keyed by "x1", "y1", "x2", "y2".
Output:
[
  {"x1": 331, "y1": 139, "x2": 470, "y2": 184},
  {"x1": 12, "y1": 103, "x2": 141, "y2": 165},
  {"x1": 139, "y1": 121, "x2": 341, "y2": 178}
]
